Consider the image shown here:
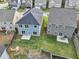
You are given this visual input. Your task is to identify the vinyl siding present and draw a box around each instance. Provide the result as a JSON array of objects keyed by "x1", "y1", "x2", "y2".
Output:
[
  {"x1": 0, "y1": 22, "x2": 15, "y2": 31},
  {"x1": 16, "y1": 24, "x2": 41, "y2": 36},
  {"x1": 47, "y1": 24, "x2": 75, "y2": 38},
  {"x1": 64, "y1": 26, "x2": 75, "y2": 38}
]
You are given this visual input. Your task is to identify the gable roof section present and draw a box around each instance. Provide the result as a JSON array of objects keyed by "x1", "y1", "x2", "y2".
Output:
[
  {"x1": 25, "y1": 0, "x2": 32, "y2": 7},
  {"x1": 30, "y1": 8, "x2": 43, "y2": 25},
  {"x1": 16, "y1": 8, "x2": 43, "y2": 25},
  {"x1": 16, "y1": 12, "x2": 39, "y2": 25},
  {"x1": 0, "y1": 45, "x2": 6, "y2": 57},
  {"x1": 48, "y1": 8, "x2": 77, "y2": 27},
  {"x1": 0, "y1": 9, "x2": 15, "y2": 22},
  {"x1": 69, "y1": 0, "x2": 79, "y2": 6}
]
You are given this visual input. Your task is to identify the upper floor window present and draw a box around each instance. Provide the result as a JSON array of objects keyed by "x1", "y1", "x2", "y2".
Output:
[
  {"x1": 52, "y1": 24, "x2": 57, "y2": 28},
  {"x1": 34, "y1": 25, "x2": 37, "y2": 28},
  {"x1": 19, "y1": 25, "x2": 22, "y2": 27},
  {"x1": 52, "y1": 24, "x2": 56, "y2": 26},
  {"x1": 25, "y1": 25, "x2": 28, "y2": 28}
]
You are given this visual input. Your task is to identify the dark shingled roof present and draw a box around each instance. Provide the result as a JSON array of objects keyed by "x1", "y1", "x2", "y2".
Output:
[
  {"x1": 48, "y1": 8, "x2": 77, "y2": 27},
  {"x1": 0, "y1": 9, "x2": 15, "y2": 22},
  {"x1": 16, "y1": 8, "x2": 43, "y2": 25},
  {"x1": 17, "y1": 12, "x2": 39, "y2": 25},
  {"x1": 0, "y1": 45, "x2": 6, "y2": 57}
]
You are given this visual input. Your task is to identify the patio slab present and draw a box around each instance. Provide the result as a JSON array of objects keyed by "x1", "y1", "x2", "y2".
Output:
[
  {"x1": 21, "y1": 35, "x2": 31, "y2": 40},
  {"x1": 57, "y1": 36, "x2": 69, "y2": 43}
]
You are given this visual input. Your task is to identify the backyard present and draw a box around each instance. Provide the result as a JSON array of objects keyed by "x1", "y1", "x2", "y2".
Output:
[
  {"x1": 8, "y1": 17, "x2": 78, "y2": 59},
  {"x1": 0, "y1": 31, "x2": 14, "y2": 45}
]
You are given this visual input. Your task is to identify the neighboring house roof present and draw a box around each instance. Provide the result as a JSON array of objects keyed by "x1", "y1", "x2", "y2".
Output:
[
  {"x1": 16, "y1": 8, "x2": 43, "y2": 25},
  {"x1": 69, "y1": 0, "x2": 79, "y2": 6},
  {"x1": 0, "y1": 45, "x2": 6, "y2": 57},
  {"x1": 0, "y1": 9, "x2": 15, "y2": 22},
  {"x1": 35, "y1": 0, "x2": 46, "y2": 4},
  {"x1": 25, "y1": 0, "x2": 31, "y2": 8},
  {"x1": 21, "y1": 0, "x2": 32, "y2": 8},
  {"x1": 48, "y1": 8, "x2": 77, "y2": 27},
  {"x1": 7, "y1": 0, "x2": 21, "y2": 9},
  {"x1": 52, "y1": 0, "x2": 62, "y2": 4},
  {"x1": 7, "y1": 0, "x2": 18, "y2": 6},
  {"x1": 35, "y1": 0, "x2": 46, "y2": 7}
]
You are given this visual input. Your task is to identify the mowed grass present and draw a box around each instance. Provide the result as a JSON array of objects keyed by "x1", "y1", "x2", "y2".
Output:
[
  {"x1": 12, "y1": 34, "x2": 77, "y2": 59},
  {"x1": 10, "y1": 16, "x2": 78, "y2": 59}
]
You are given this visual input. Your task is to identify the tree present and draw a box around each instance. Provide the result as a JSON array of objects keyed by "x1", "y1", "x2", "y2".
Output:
[
  {"x1": 46, "y1": 0, "x2": 49, "y2": 9},
  {"x1": 32, "y1": 0, "x2": 35, "y2": 8},
  {"x1": 61, "y1": 0, "x2": 65, "y2": 8},
  {"x1": 0, "y1": 0, "x2": 4, "y2": 2},
  {"x1": 20, "y1": 0, "x2": 22, "y2": 5}
]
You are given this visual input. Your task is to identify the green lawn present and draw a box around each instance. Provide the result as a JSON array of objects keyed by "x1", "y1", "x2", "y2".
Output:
[
  {"x1": 11, "y1": 34, "x2": 77, "y2": 59},
  {"x1": 9, "y1": 17, "x2": 78, "y2": 59},
  {"x1": 17, "y1": 6, "x2": 26, "y2": 12}
]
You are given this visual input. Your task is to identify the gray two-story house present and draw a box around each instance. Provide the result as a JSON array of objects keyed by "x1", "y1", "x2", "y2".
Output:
[
  {"x1": 16, "y1": 8, "x2": 43, "y2": 36},
  {"x1": 47, "y1": 8, "x2": 77, "y2": 38}
]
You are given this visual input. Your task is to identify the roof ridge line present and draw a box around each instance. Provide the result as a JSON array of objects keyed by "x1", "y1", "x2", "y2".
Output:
[{"x1": 31, "y1": 12, "x2": 40, "y2": 25}]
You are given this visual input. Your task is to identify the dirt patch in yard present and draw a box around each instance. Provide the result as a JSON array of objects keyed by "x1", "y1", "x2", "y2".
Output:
[
  {"x1": 8, "y1": 47, "x2": 28, "y2": 59},
  {"x1": 8, "y1": 47, "x2": 51, "y2": 59},
  {"x1": 27, "y1": 50, "x2": 51, "y2": 59},
  {"x1": 0, "y1": 31, "x2": 14, "y2": 45}
]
